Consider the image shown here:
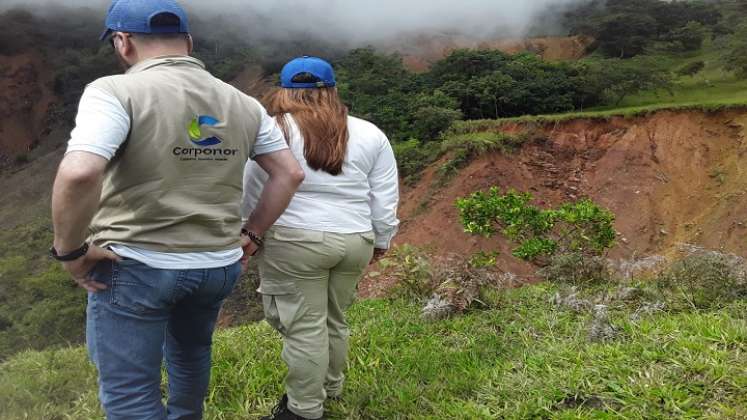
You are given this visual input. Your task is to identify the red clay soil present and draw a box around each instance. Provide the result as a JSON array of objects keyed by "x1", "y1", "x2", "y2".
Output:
[
  {"x1": 359, "y1": 109, "x2": 747, "y2": 297},
  {"x1": 0, "y1": 52, "x2": 56, "y2": 158}
]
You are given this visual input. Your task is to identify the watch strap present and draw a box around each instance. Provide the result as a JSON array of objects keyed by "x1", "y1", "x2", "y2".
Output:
[
  {"x1": 50, "y1": 243, "x2": 90, "y2": 262},
  {"x1": 241, "y1": 229, "x2": 265, "y2": 248}
]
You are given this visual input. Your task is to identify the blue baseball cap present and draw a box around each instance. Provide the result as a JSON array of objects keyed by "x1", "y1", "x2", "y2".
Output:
[
  {"x1": 280, "y1": 56, "x2": 337, "y2": 89},
  {"x1": 99, "y1": 0, "x2": 190, "y2": 41}
]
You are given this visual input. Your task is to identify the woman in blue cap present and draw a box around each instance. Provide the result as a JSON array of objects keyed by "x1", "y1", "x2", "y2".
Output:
[{"x1": 243, "y1": 56, "x2": 400, "y2": 420}]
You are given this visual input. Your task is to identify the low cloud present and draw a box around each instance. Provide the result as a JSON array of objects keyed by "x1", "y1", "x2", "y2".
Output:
[{"x1": 3, "y1": 0, "x2": 587, "y2": 44}]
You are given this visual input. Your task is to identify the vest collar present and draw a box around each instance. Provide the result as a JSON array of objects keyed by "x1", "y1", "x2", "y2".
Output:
[{"x1": 126, "y1": 55, "x2": 206, "y2": 74}]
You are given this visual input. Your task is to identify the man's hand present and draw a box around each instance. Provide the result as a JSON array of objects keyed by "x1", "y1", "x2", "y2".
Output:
[
  {"x1": 61, "y1": 246, "x2": 121, "y2": 293},
  {"x1": 240, "y1": 235, "x2": 260, "y2": 274},
  {"x1": 370, "y1": 248, "x2": 388, "y2": 265},
  {"x1": 244, "y1": 149, "x2": 304, "y2": 243},
  {"x1": 52, "y1": 151, "x2": 112, "y2": 293}
]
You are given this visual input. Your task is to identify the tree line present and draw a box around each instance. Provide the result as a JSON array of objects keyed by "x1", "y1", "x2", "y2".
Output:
[{"x1": 334, "y1": 48, "x2": 674, "y2": 143}]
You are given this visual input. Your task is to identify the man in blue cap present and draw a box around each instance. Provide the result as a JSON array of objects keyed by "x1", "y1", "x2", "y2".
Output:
[{"x1": 50, "y1": 0, "x2": 305, "y2": 418}]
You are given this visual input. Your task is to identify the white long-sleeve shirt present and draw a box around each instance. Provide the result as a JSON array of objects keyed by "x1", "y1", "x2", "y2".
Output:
[{"x1": 243, "y1": 115, "x2": 400, "y2": 248}]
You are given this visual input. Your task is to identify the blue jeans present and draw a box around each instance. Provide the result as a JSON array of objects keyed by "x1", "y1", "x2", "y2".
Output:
[{"x1": 87, "y1": 259, "x2": 241, "y2": 420}]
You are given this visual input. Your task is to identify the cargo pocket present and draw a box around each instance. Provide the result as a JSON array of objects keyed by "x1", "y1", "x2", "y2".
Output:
[{"x1": 260, "y1": 282, "x2": 304, "y2": 336}]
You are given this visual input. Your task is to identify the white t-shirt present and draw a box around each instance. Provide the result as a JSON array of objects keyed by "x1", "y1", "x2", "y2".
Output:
[
  {"x1": 242, "y1": 115, "x2": 400, "y2": 249},
  {"x1": 66, "y1": 86, "x2": 288, "y2": 269}
]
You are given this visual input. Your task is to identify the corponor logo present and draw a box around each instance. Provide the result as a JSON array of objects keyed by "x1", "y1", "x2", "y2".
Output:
[{"x1": 188, "y1": 115, "x2": 222, "y2": 146}]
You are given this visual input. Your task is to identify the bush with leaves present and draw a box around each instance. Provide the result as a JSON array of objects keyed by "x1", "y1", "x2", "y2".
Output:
[
  {"x1": 722, "y1": 24, "x2": 747, "y2": 76},
  {"x1": 379, "y1": 245, "x2": 439, "y2": 302},
  {"x1": 665, "y1": 21, "x2": 708, "y2": 52},
  {"x1": 411, "y1": 107, "x2": 463, "y2": 142},
  {"x1": 437, "y1": 132, "x2": 526, "y2": 183},
  {"x1": 457, "y1": 188, "x2": 616, "y2": 264},
  {"x1": 392, "y1": 139, "x2": 439, "y2": 185}
]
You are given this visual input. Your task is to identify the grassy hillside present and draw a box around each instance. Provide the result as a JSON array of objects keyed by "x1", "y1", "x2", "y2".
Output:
[
  {"x1": 2, "y1": 283, "x2": 746, "y2": 419},
  {"x1": 590, "y1": 35, "x2": 747, "y2": 112}
]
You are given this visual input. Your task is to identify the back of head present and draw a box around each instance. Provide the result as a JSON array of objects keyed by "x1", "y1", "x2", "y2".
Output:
[
  {"x1": 101, "y1": 0, "x2": 190, "y2": 39},
  {"x1": 101, "y1": 0, "x2": 192, "y2": 59},
  {"x1": 266, "y1": 57, "x2": 349, "y2": 176}
]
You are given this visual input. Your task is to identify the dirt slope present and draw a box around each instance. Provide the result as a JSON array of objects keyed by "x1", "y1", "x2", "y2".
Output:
[
  {"x1": 385, "y1": 34, "x2": 594, "y2": 72},
  {"x1": 0, "y1": 52, "x2": 56, "y2": 160},
  {"x1": 391, "y1": 109, "x2": 747, "y2": 280}
]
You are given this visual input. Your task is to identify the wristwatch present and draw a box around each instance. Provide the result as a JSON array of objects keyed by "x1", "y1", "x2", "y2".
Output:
[{"x1": 50, "y1": 243, "x2": 89, "y2": 262}]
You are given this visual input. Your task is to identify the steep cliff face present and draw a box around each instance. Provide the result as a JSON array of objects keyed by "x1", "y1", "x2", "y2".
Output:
[
  {"x1": 388, "y1": 109, "x2": 747, "y2": 280},
  {"x1": 0, "y1": 52, "x2": 56, "y2": 160}
]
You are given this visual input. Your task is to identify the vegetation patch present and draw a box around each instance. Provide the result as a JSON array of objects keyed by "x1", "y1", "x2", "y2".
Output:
[
  {"x1": 0, "y1": 219, "x2": 86, "y2": 361},
  {"x1": 392, "y1": 138, "x2": 440, "y2": 186},
  {"x1": 436, "y1": 132, "x2": 525, "y2": 185},
  {"x1": 2, "y1": 284, "x2": 745, "y2": 419},
  {"x1": 457, "y1": 188, "x2": 616, "y2": 263},
  {"x1": 656, "y1": 251, "x2": 747, "y2": 311}
]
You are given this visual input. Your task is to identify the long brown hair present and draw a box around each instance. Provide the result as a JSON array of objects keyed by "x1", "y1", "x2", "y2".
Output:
[{"x1": 264, "y1": 87, "x2": 349, "y2": 175}]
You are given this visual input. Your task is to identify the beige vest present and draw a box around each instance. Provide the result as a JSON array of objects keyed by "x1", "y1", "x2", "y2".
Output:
[{"x1": 88, "y1": 56, "x2": 262, "y2": 252}]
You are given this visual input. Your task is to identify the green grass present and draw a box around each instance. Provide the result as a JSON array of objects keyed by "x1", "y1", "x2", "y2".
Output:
[
  {"x1": 436, "y1": 131, "x2": 525, "y2": 185},
  {"x1": 0, "y1": 219, "x2": 89, "y2": 360},
  {"x1": 2, "y1": 284, "x2": 746, "y2": 419},
  {"x1": 451, "y1": 100, "x2": 747, "y2": 135}
]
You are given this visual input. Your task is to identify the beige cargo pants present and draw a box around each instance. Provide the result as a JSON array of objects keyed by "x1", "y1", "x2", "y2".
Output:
[{"x1": 257, "y1": 226, "x2": 375, "y2": 419}]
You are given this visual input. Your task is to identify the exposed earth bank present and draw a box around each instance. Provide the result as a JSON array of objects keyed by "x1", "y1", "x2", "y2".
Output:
[
  {"x1": 0, "y1": 52, "x2": 56, "y2": 161},
  {"x1": 387, "y1": 35, "x2": 594, "y2": 72},
  {"x1": 359, "y1": 109, "x2": 747, "y2": 296}
]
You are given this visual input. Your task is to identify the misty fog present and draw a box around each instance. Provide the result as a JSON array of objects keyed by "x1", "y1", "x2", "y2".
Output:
[{"x1": 2, "y1": 0, "x2": 588, "y2": 44}]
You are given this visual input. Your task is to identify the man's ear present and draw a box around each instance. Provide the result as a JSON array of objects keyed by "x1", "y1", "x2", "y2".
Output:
[
  {"x1": 186, "y1": 34, "x2": 194, "y2": 54},
  {"x1": 113, "y1": 33, "x2": 131, "y2": 56}
]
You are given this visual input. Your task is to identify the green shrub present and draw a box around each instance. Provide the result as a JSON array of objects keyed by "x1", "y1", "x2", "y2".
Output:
[
  {"x1": 379, "y1": 245, "x2": 438, "y2": 301},
  {"x1": 392, "y1": 139, "x2": 439, "y2": 184},
  {"x1": 457, "y1": 188, "x2": 616, "y2": 263},
  {"x1": 437, "y1": 132, "x2": 525, "y2": 184},
  {"x1": 656, "y1": 253, "x2": 747, "y2": 310},
  {"x1": 412, "y1": 106, "x2": 463, "y2": 142},
  {"x1": 441, "y1": 131, "x2": 524, "y2": 156},
  {"x1": 468, "y1": 251, "x2": 499, "y2": 269},
  {"x1": 665, "y1": 21, "x2": 708, "y2": 52}
]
